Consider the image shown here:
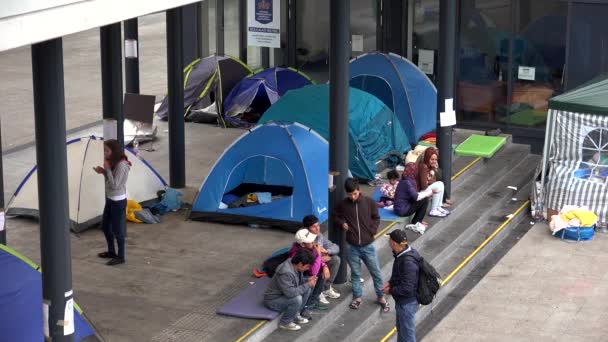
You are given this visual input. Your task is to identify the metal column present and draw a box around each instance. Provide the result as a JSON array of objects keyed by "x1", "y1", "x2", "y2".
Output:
[
  {"x1": 216, "y1": 0, "x2": 225, "y2": 55},
  {"x1": 437, "y1": 0, "x2": 457, "y2": 199},
  {"x1": 124, "y1": 18, "x2": 140, "y2": 94},
  {"x1": 328, "y1": 0, "x2": 350, "y2": 285},
  {"x1": 31, "y1": 38, "x2": 74, "y2": 342},
  {"x1": 167, "y1": 8, "x2": 186, "y2": 188},
  {"x1": 0, "y1": 121, "x2": 4, "y2": 245},
  {"x1": 287, "y1": 0, "x2": 297, "y2": 67},
  {"x1": 182, "y1": 3, "x2": 202, "y2": 65},
  {"x1": 239, "y1": 0, "x2": 248, "y2": 63},
  {"x1": 101, "y1": 23, "x2": 125, "y2": 147}
]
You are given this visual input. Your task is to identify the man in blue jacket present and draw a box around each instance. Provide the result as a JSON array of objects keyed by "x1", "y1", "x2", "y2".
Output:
[{"x1": 384, "y1": 229, "x2": 420, "y2": 342}]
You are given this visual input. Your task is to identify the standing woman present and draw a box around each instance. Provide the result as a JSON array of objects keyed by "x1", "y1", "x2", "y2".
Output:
[{"x1": 94, "y1": 139, "x2": 131, "y2": 266}]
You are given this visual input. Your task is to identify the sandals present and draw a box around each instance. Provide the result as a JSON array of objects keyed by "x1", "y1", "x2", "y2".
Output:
[
  {"x1": 349, "y1": 300, "x2": 362, "y2": 310},
  {"x1": 377, "y1": 298, "x2": 391, "y2": 313}
]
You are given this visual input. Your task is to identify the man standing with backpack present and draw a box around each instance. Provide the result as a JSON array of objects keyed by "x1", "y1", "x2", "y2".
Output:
[{"x1": 384, "y1": 229, "x2": 421, "y2": 342}]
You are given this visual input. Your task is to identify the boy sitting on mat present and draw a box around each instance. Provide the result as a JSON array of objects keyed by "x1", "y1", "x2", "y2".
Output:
[{"x1": 264, "y1": 249, "x2": 317, "y2": 331}]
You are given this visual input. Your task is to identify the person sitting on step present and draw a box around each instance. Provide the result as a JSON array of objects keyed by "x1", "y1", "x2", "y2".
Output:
[
  {"x1": 287, "y1": 228, "x2": 330, "y2": 311},
  {"x1": 378, "y1": 169, "x2": 400, "y2": 208},
  {"x1": 303, "y1": 215, "x2": 341, "y2": 304},
  {"x1": 264, "y1": 249, "x2": 317, "y2": 331},
  {"x1": 418, "y1": 147, "x2": 451, "y2": 217},
  {"x1": 394, "y1": 163, "x2": 434, "y2": 233}
]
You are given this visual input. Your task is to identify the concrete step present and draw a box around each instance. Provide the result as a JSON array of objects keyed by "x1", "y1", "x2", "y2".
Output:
[
  {"x1": 249, "y1": 142, "x2": 535, "y2": 342},
  {"x1": 311, "y1": 155, "x2": 538, "y2": 342}
]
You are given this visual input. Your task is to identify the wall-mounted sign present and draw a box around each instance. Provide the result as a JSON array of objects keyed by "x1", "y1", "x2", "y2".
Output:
[
  {"x1": 418, "y1": 49, "x2": 435, "y2": 75},
  {"x1": 247, "y1": 0, "x2": 281, "y2": 48},
  {"x1": 518, "y1": 66, "x2": 536, "y2": 81},
  {"x1": 352, "y1": 35, "x2": 364, "y2": 52},
  {"x1": 0, "y1": 0, "x2": 86, "y2": 19}
]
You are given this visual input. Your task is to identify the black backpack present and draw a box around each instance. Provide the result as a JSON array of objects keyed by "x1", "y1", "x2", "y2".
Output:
[
  {"x1": 262, "y1": 252, "x2": 290, "y2": 278},
  {"x1": 407, "y1": 255, "x2": 441, "y2": 305}
]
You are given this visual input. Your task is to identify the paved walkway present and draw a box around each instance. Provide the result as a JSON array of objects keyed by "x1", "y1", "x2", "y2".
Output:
[{"x1": 425, "y1": 222, "x2": 608, "y2": 342}]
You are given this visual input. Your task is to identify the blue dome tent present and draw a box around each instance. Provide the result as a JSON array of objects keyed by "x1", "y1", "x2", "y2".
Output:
[
  {"x1": 259, "y1": 84, "x2": 410, "y2": 180},
  {"x1": 190, "y1": 123, "x2": 328, "y2": 231},
  {"x1": 0, "y1": 244, "x2": 99, "y2": 341},
  {"x1": 349, "y1": 52, "x2": 437, "y2": 144},
  {"x1": 222, "y1": 67, "x2": 314, "y2": 128}
]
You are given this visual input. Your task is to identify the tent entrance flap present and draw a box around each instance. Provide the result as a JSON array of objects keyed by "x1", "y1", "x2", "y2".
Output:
[{"x1": 350, "y1": 75, "x2": 395, "y2": 112}]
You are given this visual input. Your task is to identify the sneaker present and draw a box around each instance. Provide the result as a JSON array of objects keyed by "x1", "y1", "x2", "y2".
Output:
[
  {"x1": 319, "y1": 293, "x2": 330, "y2": 304},
  {"x1": 306, "y1": 303, "x2": 329, "y2": 311},
  {"x1": 323, "y1": 286, "x2": 341, "y2": 299},
  {"x1": 106, "y1": 258, "x2": 125, "y2": 266},
  {"x1": 405, "y1": 222, "x2": 426, "y2": 234},
  {"x1": 438, "y1": 207, "x2": 450, "y2": 215},
  {"x1": 279, "y1": 322, "x2": 301, "y2": 331},
  {"x1": 299, "y1": 309, "x2": 313, "y2": 320},
  {"x1": 295, "y1": 315, "x2": 309, "y2": 324},
  {"x1": 429, "y1": 208, "x2": 447, "y2": 217}
]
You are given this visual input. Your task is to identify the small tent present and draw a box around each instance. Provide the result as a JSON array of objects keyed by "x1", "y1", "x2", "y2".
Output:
[
  {"x1": 190, "y1": 123, "x2": 328, "y2": 231},
  {"x1": 349, "y1": 52, "x2": 437, "y2": 144},
  {"x1": 0, "y1": 244, "x2": 99, "y2": 341},
  {"x1": 7, "y1": 136, "x2": 167, "y2": 232},
  {"x1": 258, "y1": 84, "x2": 411, "y2": 180},
  {"x1": 155, "y1": 55, "x2": 252, "y2": 123},
  {"x1": 221, "y1": 67, "x2": 314, "y2": 128},
  {"x1": 535, "y1": 75, "x2": 608, "y2": 223}
]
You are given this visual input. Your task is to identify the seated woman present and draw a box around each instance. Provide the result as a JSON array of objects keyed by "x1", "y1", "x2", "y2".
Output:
[
  {"x1": 418, "y1": 148, "x2": 451, "y2": 217},
  {"x1": 393, "y1": 163, "x2": 436, "y2": 230}
]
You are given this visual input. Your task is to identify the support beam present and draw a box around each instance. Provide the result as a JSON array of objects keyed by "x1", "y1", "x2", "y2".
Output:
[
  {"x1": 166, "y1": 8, "x2": 186, "y2": 188},
  {"x1": 31, "y1": 38, "x2": 74, "y2": 342},
  {"x1": 328, "y1": 0, "x2": 350, "y2": 285},
  {"x1": 182, "y1": 3, "x2": 202, "y2": 65},
  {"x1": 261, "y1": 47, "x2": 270, "y2": 68},
  {"x1": 0, "y1": 120, "x2": 4, "y2": 245},
  {"x1": 437, "y1": 0, "x2": 457, "y2": 199},
  {"x1": 216, "y1": 0, "x2": 225, "y2": 55},
  {"x1": 239, "y1": 0, "x2": 248, "y2": 63},
  {"x1": 124, "y1": 18, "x2": 140, "y2": 94},
  {"x1": 201, "y1": 0, "x2": 210, "y2": 56},
  {"x1": 100, "y1": 23, "x2": 124, "y2": 147},
  {"x1": 287, "y1": 0, "x2": 297, "y2": 67}
]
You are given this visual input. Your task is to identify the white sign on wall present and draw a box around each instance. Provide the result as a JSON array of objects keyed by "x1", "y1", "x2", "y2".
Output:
[
  {"x1": 518, "y1": 66, "x2": 536, "y2": 81},
  {"x1": 352, "y1": 35, "x2": 364, "y2": 52},
  {"x1": 418, "y1": 49, "x2": 435, "y2": 75},
  {"x1": 247, "y1": 0, "x2": 281, "y2": 48}
]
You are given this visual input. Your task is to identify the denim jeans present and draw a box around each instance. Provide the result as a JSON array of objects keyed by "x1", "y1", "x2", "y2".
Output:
[
  {"x1": 396, "y1": 300, "x2": 418, "y2": 342},
  {"x1": 325, "y1": 255, "x2": 341, "y2": 290},
  {"x1": 426, "y1": 181, "x2": 444, "y2": 209},
  {"x1": 102, "y1": 198, "x2": 127, "y2": 259},
  {"x1": 306, "y1": 275, "x2": 325, "y2": 306},
  {"x1": 265, "y1": 287, "x2": 311, "y2": 325},
  {"x1": 347, "y1": 243, "x2": 384, "y2": 299}
]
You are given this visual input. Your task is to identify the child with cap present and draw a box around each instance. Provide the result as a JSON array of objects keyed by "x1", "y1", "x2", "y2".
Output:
[
  {"x1": 384, "y1": 229, "x2": 421, "y2": 342},
  {"x1": 287, "y1": 228, "x2": 330, "y2": 311}
]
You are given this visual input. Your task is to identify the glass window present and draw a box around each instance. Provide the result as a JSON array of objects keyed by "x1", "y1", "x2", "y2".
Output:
[
  {"x1": 576, "y1": 128, "x2": 608, "y2": 184},
  {"x1": 566, "y1": 2, "x2": 608, "y2": 90},
  {"x1": 457, "y1": 0, "x2": 512, "y2": 125},
  {"x1": 507, "y1": 0, "x2": 567, "y2": 129}
]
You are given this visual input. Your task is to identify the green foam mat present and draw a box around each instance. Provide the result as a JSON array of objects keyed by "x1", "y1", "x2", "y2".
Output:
[
  {"x1": 455, "y1": 134, "x2": 507, "y2": 158},
  {"x1": 499, "y1": 109, "x2": 547, "y2": 127}
]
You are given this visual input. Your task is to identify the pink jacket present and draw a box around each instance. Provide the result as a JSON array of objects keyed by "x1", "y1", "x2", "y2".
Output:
[{"x1": 287, "y1": 243, "x2": 325, "y2": 276}]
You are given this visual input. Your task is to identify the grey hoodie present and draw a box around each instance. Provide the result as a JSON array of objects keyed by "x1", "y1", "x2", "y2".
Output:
[
  {"x1": 105, "y1": 160, "x2": 130, "y2": 199},
  {"x1": 264, "y1": 259, "x2": 309, "y2": 301},
  {"x1": 314, "y1": 232, "x2": 340, "y2": 255}
]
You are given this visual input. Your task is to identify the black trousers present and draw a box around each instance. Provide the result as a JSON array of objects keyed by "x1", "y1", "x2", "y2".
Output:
[{"x1": 405, "y1": 199, "x2": 429, "y2": 224}]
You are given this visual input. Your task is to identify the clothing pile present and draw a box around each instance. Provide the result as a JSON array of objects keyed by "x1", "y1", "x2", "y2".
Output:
[
  {"x1": 549, "y1": 205, "x2": 598, "y2": 235},
  {"x1": 221, "y1": 192, "x2": 275, "y2": 209}
]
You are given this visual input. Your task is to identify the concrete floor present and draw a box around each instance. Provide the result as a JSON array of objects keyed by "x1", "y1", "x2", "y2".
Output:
[{"x1": 425, "y1": 223, "x2": 608, "y2": 342}]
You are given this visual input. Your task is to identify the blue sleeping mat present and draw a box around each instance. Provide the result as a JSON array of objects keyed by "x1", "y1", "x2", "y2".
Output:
[
  {"x1": 372, "y1": 188, "x2": 408, "y2": 222},
  {"x1": 216, "y1": 276, "x2": 280, "y2": 320}
]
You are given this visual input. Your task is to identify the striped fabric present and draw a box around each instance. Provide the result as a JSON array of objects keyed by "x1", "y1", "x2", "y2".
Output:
[{"x1": 545, "y1": 109, "x2": 608, "y2": 223}]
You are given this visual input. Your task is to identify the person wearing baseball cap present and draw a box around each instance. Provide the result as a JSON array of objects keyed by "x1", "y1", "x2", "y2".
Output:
[
  {"x1": 383, "y1": 229, "x2": 421, "y2": 342},
  {"x1": 287, "y1": 228, "x2": 330, "y2": 312}
]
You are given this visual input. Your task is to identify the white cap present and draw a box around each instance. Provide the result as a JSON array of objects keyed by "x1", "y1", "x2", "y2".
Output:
[{"x1": 295, "y1": 228, "x2": 317, "y2": 244}]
